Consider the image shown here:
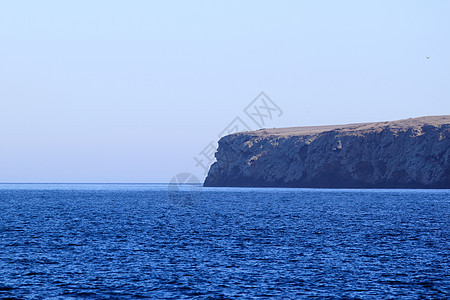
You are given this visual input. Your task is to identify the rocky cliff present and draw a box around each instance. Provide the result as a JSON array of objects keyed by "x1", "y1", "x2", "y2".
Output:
[{"x1": 204, "y1": 116, "x2": 450, "y2": 188}]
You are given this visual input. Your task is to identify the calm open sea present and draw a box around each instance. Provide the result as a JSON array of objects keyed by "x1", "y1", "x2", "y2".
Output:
[{"x1": 0, "y1": 184, "x2": 448, "y2": 299}]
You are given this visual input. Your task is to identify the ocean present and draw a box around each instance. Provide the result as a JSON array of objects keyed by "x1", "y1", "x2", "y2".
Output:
[{"x1": 0, "y1": 184, "x2": 448, "y2": 299}]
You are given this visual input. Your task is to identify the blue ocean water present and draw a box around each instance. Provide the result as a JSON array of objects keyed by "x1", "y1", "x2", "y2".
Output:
[{"x1": 0, "y1": 184, "x2": 448, "y2": 299}]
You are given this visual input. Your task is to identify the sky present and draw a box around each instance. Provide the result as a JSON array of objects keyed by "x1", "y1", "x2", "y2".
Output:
[{"x1": 0, "y1": 1, "x2": 449, "y2": 183}]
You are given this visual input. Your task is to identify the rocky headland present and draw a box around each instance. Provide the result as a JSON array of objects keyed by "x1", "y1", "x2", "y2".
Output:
[{"x1": 204, "y1": 116, "x2": 450, "y2": 188}]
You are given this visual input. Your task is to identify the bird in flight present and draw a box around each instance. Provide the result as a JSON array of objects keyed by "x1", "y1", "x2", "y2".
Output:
[{"x1": 426, "y1": 56, "x2": 430, "y2": 59}]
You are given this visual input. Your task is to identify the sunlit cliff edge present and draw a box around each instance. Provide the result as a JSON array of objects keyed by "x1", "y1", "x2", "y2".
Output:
[{"x1": 204, "y1": 116, "x2": 450, "y2": 188}]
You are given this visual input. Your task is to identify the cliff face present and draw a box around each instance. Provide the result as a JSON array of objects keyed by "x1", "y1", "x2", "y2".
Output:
[{"x1": 204, "y1": 116, "x2": 450, "y2": 188}]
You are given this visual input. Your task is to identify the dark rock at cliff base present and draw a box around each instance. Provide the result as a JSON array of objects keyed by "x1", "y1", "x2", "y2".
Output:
[{"x1": 204, "y1": 116, "x2": 450, "y2": 188}]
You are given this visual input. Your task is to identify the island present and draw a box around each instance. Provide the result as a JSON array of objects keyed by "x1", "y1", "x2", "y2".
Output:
[{"x1": 204, "y1": 115, "x2": 450, "y2": 188}]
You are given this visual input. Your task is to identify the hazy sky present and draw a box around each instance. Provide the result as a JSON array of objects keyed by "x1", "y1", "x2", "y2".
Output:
[{"x1": 1, "y1": 1, "x2": 449, "y2": 183}]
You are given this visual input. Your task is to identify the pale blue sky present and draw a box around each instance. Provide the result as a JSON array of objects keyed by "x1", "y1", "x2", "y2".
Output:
[{"x1": 0, "y1": 1, "x2": 449, "y2": 183}]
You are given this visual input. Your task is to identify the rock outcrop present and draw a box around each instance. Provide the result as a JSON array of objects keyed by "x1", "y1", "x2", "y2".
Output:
[{"x1": 204, "y1": 116, "x2": 450, "y2": 188}]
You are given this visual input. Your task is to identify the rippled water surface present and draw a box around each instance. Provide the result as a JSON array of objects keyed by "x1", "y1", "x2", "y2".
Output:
[{"x1": 0, "y1": 184, "x2": 448, "y2": 299}]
